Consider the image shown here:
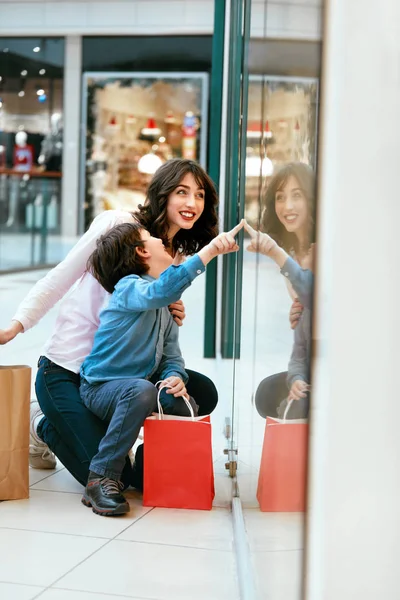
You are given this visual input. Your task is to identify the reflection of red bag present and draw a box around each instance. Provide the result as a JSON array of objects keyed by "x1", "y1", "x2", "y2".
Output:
[
  {"x1": 143, "y1": 407, "x2": 214, "y2": 510},
  {"x1": 257, "y1": 415, "x2": 308, "y2": 512}
]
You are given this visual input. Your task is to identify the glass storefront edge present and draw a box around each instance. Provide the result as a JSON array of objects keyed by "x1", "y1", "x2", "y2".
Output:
[{"x1": 218, "y1": 0, "x2": 322, "y2": 596}]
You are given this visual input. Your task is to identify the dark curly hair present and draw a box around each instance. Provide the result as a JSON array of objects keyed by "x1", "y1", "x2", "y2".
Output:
[
  {"x1": 87, "y1": 222, "x2": 148, "y2": 294},
  {"x1": 262, "y1": 162, "x2": 316, "y2": 254},
  {"x1": 133, "y1": 158, "x2": 219, "y2": 255}
]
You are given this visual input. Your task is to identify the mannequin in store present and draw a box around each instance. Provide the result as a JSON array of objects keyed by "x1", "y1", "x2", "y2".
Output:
[
  {"x1": 13, "y1": 131, "x2": 33, "y2": 172},
  {"x1": 38, "y1": 113, "x2": 63, "y2": 172},
  {"x1": 7, "y1": 131, "x2": 33, "y2": 226}
]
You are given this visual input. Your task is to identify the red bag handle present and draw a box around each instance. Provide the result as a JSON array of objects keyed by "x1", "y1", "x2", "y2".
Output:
[{"x1": 154, "y1": 381, "x2": 195, "y2": 421}]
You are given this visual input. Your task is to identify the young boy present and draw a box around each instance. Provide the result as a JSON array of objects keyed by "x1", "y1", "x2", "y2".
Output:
[{"x1": 80, "y1": 221, "x2": 243, "y2": 516}]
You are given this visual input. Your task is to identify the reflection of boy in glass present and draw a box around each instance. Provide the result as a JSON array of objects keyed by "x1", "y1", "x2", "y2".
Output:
[{"x1": 244, "y1": 162, "x2": 316, "y2": 419}]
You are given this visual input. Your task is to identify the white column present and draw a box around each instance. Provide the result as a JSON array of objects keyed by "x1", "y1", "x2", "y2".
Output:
[
  {"x1": 61, "y1": 35, "x2": 82, "y2": 237},
  {"x1": 305, "y1": 1, "x2": 400, "y2": 599}
]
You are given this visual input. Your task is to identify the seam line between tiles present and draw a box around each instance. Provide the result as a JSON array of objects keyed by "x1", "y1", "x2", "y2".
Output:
[
  {"x1": 0, "y1": 580, "x2": 44, "y2": 589},
  {"x1": 0, "y1": 506, "x2": 155, "y2": 540},
  {"x1": 29, "y1": 468, "x2": 66, "y2": 487},
  {"x1": 40, "y1": 585, "x2": 162, "y2": 600},
  {"x1": 29, "y1": 487, "x2": 85, "y2": 495},
  {"x1": 115, "y1": 537, "x2": 234, "y2": 553},
  {"x1": 0, "y1": 526, "x2": 111, "y2": 540}
]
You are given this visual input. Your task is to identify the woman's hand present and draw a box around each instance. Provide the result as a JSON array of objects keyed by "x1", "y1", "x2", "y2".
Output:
[
  {"x1": 0, "y1": 320, "x2": 24, "y2": 345},
  {"x1": 288, "y1": 379, "x2": 310, "y2": 401},
  {"x1": 161, "y1": 376, "x2": 188, "y2": 398},
  {"x1": 169, "y1": 300, "x2": 186, "y2": 327},
  {"x1": 289, "y1": 299, "x2": 304, "y2": 329},
  {"x1": 244, "y1": 220, "x2": 278, "y2": 255},
  {"x1": 243, "y1": 221, "x2": 288, "y2": 268}
]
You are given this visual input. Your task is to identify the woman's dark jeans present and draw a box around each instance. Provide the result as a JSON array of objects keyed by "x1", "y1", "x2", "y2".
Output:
[
  {"x1": 255, "y1": 371, "x2": 309, "y2": 420},
  {"x1": 35, "y1": 356, "x2": 218, "y2": 488}
]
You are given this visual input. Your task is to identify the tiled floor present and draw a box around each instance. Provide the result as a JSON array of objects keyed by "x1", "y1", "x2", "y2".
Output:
[
  {"x1": 0, "y1": 250, "x2": 305, "y2": 599},
  {"x1": 0, "y1": 464, "x2": 237, "y2": 600}
]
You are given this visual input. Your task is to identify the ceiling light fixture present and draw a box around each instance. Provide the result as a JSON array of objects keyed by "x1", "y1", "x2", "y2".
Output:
[
  {"x1": 21, "y1": 70, "x2": 27, "y2": 77},
  {"x1": 18, "y1": 91, "x2": 25, "y2": 97},
  {"x1": 33, "y1": 46, "x2": 40, "y2": 53},
  {"x1": 138, "y1": 153, "x2": 163, "y2": 175},
  {"x1": 245, "y1": 155, "x2": 274, "y2": 177},
  {"x1": 39, "y1": 69, "x2": 46, "y2": 75},
  {"x1": 36, "y1": 88, "x2": 45, "y2": 96}
]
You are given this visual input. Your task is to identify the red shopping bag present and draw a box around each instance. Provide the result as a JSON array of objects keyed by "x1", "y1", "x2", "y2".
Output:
[
  {"x1": 257, "y1": 411, "x2": 308, "y2": 512},
  {"x1": 143, "y1": 388, "x2": 214, "y2": 510}
]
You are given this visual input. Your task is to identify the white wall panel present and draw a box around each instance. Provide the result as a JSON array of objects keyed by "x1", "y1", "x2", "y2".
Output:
[
  {"x1": 0, "y1": 0, "x2": 322, "y2": 39},
  {"x1": 306, "y1": 0, "x2": 400, "y2": 598},
  {"x1": 251, "y1": 1, "x2": 322, "y2": 39},
  {"x1": 0, "y1": 0, "x2": 214, "y2": 35}
]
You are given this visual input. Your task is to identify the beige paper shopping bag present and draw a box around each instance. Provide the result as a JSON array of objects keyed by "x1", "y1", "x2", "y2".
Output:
[{"x1": 0, "y1": 365, "x2": 31, "y2": 500}]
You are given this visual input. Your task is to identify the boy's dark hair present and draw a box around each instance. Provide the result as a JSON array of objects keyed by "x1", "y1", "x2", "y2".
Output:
[
  {"x1": 87, "y1": 222, "x2": 149, "y2": 294},
  {"x1": 134, "y1": 158, "x2": 219, "y2": 256}
]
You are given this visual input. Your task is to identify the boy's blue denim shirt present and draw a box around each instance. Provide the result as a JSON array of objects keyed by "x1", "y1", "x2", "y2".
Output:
[{"x1": 81, "y1": 254, "x2": 205, "y2": 384}]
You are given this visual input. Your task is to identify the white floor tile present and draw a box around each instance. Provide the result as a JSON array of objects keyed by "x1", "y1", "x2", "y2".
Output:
[
  {"x1": 252, "y1": 549, "x2": 303, "y2": 600},
  {"x1": 0, "y1": 529, "x2": 105, "y2": 587},
  {"x1": 118, "y1": 506, "x2": 233, "y2": 551},
  {"x1": 0, "y1": 582, "x2": 44, "y2": 600},
  {"x1": 31, "y1": 469, "x2": 84, "y2": 494},
  {"x1": 0, "y1": 490, "x2": 152, "y2": 539},
  {"x1": 39, "y1": 590, "x2": 149, "y2": 600},
  {"x1": 244, "y1": 509, "x2": 304, "y2": 552},
  {"x1": 29, "y1": 464, "x2": 63, "y2": 487},
  {"x1": 55, "y1": 540, "x2": 239, "y2": 600}
]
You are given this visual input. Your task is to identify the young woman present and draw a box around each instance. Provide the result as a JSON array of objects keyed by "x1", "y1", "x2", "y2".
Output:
[
  {"x1": 251, "y1": 162, "x2": 316, "y2": 419},
  {"x1": 0, "y1": 159, "x2": 219, "y2": 490}
]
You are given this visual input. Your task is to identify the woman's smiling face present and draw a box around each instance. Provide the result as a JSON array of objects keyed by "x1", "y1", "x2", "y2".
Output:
[
  {"x1": 166, "y1": 173, "x2": 205, "y2": 237},
  {"x1": 274, "y1": 175, "x2": 309, "y2": 234}
]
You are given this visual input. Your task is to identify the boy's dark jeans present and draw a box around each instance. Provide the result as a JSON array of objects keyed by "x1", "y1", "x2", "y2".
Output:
[{"x1": 255, "y1": 371, "x2": 309, "y2": 420}]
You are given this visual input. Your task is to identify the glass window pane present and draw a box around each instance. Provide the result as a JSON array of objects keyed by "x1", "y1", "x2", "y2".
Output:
[{"x1": 0, "y1": 37, "x2": 64, "y2": 272}]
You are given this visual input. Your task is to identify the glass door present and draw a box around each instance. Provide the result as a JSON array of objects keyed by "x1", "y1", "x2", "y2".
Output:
[{"x1": 225, "y1": 0, "x2": 323, "y2": 596}]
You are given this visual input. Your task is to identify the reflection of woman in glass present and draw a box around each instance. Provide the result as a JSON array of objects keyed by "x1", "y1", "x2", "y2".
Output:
[
  {"x1": 0, "y1": 159, "x2": 219, "y2": 491},
  {"x1": 250, "y1": 162, "x2": 316, "y2": 419}
]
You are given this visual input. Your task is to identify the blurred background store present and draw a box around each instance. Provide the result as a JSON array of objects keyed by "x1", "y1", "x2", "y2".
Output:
[{"x1": 0, "y1": 2, "x2": 321, "y2": 272}]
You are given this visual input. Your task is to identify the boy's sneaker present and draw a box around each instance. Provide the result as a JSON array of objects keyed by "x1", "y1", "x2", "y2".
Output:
[
  {"x1": 82, "y1": 471, "x2": 130, "y2": 516},
  {"x1": 29, "y1": 401, "x2": 57, "y2": 470}
]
